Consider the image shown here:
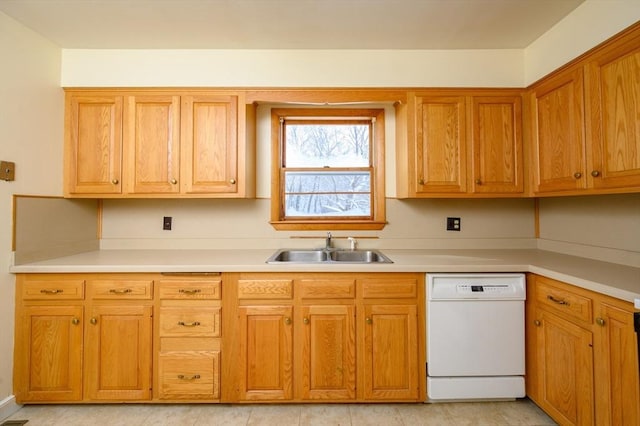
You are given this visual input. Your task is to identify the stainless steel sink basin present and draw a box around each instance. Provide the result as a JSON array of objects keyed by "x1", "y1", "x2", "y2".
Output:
[{"x1": 266, "y1": 249, "x2": 392, "y2": 264}]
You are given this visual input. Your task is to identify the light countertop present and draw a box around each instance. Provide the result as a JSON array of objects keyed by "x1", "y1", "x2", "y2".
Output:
[{"x1": 10, "y1": 248, "x2": 640, "y2": 304}]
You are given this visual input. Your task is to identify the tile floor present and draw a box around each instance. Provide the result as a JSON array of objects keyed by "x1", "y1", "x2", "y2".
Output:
[{"x1": 4, "y1": 399, "x2": 557, "y2": 425}]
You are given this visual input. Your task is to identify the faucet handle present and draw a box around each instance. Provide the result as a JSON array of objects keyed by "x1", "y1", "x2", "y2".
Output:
[{"x1": 347, "y1": 237, "x2": 357, "y2": 251}]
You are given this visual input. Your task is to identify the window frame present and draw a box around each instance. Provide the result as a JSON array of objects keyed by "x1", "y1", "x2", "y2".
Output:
[{"x1": 270, "y1": 108, "x2": 386, "y2": 230}]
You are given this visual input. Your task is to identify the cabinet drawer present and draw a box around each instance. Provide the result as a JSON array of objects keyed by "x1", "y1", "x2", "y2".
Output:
[
  {"x1": 160, "y1": 307, "x2": 221, "y2": 337},
  {"x1": 361, "y1": 278, "x2": 417, "y2": 299},
  {"x1": 20, "y1": 278, "x2": 85, "y2": 300},
  {"x1": 159, "y1": 280, "x2": 221, "y2": 300},
  {"x1": 86, "y1": 279, "x2": 153, "y2": 300},
  {"x1": 299, "y1": 279, "x2": 355, "y2": 299},
  {"x1": 238, "y1": 279, "x2": 293, "y2": 299},
  {"x1": 158, "y1": 351, "x2": 220, "y2": 399},
  {"x1": 535, "y1": 277, "x2": 593, "y2": 325}
]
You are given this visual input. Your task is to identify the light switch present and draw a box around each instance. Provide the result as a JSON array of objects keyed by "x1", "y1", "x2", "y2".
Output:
[{"x1": 0, "y1": 161, "x2": 15, "y2": 181}]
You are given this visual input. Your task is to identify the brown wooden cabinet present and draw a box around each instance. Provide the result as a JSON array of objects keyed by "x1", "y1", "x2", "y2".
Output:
[
  {"x1": 156, "y1": 276, "x2": 222, "y2": 401},
  {"x1": 64, "y1": 89, "x2": 255, "y2": 198},
  {"x1": 397, "y1": 90, "x2": 523, "y2": 198},
  {"x1": 530, "y1": 25, "x2": 640, "y2": 196},
  {"x1": 222, "y1": 272, "x2": 424, "y2": 403},
  {"x1": 526, "y1": 274, "x2": 640, "y2": 426}
]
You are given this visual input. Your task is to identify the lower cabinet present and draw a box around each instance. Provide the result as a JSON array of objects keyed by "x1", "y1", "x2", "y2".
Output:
[
  {"x1": 526, "y1": 274, "x2": 640, "y2": 426},
  {"x1": 221, "y1": 272, "x2": 425, "y2": 403}
]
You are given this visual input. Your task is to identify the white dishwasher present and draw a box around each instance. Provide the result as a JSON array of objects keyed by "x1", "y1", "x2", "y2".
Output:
[{"x1": 426, "y1": 273, "x2": 526, "y2": 401}]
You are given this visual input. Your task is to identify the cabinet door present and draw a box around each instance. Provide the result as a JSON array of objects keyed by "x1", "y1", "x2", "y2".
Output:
[
  {"x1": 181, "y1": 95, "x2": 238, "y2": 194},
  {"x1": 85, "y1": 305, "x2": 153, "y2": 400},
  {"x1": 237, "y1": 305, "x2": 293, "y2": 401},
  {"x1": 14, "y1": 306, "x2": 83, "y2": 402},
  {"x1": 586, "y1": 39, "x2": 640, "y2": 190},
  {"x1": 299, "y1": 305, "x2": 356, "y2": 400},
  {"x1": 414, "y1": 95, "x2": 467, "y2": 194},
  {"x1": 124, "y1": 95, "x2": 181, "y2": 194},
  {"x1": 594, "y1": 302, "x2": 640, "y2": 426},
  {"x1": 536, "y1": 310, "x2": 594, "y2": 426},
  {"x1": 531, "y1": 67, "x2": 587, "y2": 193},
  {"x1": 362, "y1": 304, "x2": 418, "y2": 400},
  {"x1": 65, "y1": 95, "x2": 123, "y2": 195},
  {"x1": 470, "y1": 95, "x2": 523, "y2": 194}
]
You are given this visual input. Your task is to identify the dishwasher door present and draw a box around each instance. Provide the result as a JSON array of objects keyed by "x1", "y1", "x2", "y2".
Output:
[{"x1": 427, "y1": 299, "x2": 525, "y2": 377}]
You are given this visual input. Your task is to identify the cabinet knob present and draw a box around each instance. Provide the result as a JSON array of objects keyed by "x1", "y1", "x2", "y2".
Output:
[
  {"x1": 111, "y1": 179, "x2": 119, "y2": 185},
  {"x1": 573, "y1": 172, "x2": 582, "y2": 179},
  {"x1": 170, "y1": 178, "x2": 178, "y2": 185},
  {"x1": 90, "y1": 317, "x2": 97, "y2": 325},
  {"x1": 534, "y1": 319, "x2": 541, "y2": 327},
  {"x1": 303, "y1": 317, "x2": 309, "y2": 325},
  {"x1": 595, "y1": 317, "x2": 606, "y2": 326},
  {"x1": 71, "y1": 317, "x2": 80, "y2": 325},
  {"x1": 591, "y1": 170, "x2": 600, "y2": 177},
  {"x1": 418, "y1": 178, "x2": 424, "y2": 185},
  {"x1": 365, "y1": 317, "x2": 373, "y2": 325},
  {"x1": 475, "y1": 179, "x2": 482, "y2": 185},
  {"x1": 284, "y1": 317, "x2": 292, "y2": 325},
  {"x1": 229, "y1": 178, "x2": 236, "y2": 184}
]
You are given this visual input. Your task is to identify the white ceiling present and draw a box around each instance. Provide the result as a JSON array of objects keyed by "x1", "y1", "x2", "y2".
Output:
[{"x1": 0, "y1": 0, "x2": 586, "y2": 50}]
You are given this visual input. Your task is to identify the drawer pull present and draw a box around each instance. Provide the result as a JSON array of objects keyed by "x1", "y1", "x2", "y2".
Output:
[
  {"x1": 547, "y1": 295, "x2": 570, "y2": 306},
  {"x1": 177, "y1": 374, "x2": 201, "y2": 381},
  {"x1": 179, "y1": 289, "x2": 202, "y2": 295},
  {"x1": 178, "y1": 321, "x2": 201, "y2": 327},
  {"x1": 109, "y1": 288, "x2": 133, "y2": 295},
  {"x1": 40, "y1": 289, "x2": 63, "y2": 295}
]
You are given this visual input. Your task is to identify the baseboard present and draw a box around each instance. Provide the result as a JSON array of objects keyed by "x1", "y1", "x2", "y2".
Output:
[{"x1": 0, "y1": 396, "x2": 21, "y2": 422}]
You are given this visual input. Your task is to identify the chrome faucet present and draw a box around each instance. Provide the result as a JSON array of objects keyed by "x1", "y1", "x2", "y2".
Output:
[{"x1": 325, "y1": 232, "x2": 332, "y2": 250}]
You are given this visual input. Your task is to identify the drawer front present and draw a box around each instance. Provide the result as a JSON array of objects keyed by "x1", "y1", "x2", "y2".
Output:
[
  {"x1": 87, "y1": 279, "x2": 153, "y2": 300},
  {"x1": 159, "y1": 280, "x2": 221, "y2": 300},
  {"x1": 535, "y1": 277, "x2": 593, "y2": 325},
  {"x1": 158, "y1": 352, "x2": 220, "y2": 399},
  {"x1": 361, "y1": 278, "x2": 417, "y2": 299},
  {"x1": 299, "y1": 279, "x2": 355, "y2": 299},
  {"x1": 21, "y1": 278, "x2": 85, "y2": 300},
  {"x1": 160, "y1": 307, "x2": 221, "y2": 337},
  {"x1": 238, "y1": 279, "x2": 293, "y2": 299}
]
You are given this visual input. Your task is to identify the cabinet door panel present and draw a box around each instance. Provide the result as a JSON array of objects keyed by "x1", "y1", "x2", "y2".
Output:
[
  {"x1": 415, "y1": 96, "x2": 467, "y2": 193},
  {"x1": 182, "y1": 95, "x2": 238, "y2": 194},
  {"x1": 594, "y1": 302, "x2": 640, "y2": 426},
  {"x1": 363, "y1": 304, "x2": 418, "y2": 400},
  {"x1": 471, "y1": 96, "x2": 523, "y2": 193},
  {"x1": 300, "y1": 305, "x2": 356, "y2": 400},
  {"x1": 537, "y1": 310, "x2": 594, "y2": 426},
  {"x1": 15, "y1": 306, "x2": 83, "y2": 402},
  {"x1": 587, "y1": 43, "x2": 640, "y2": 189},
  {"x1": 66, "y1": 95, "x2": 122, "y2": 195},
  {"x1": 85, "y1": 305, "x2": 153, "y2": 400},
  {"x1": 125, "y1": 95, "x2": 181, "y2": 194},
  {"x1": 532, "y1": 68, "x2": 587, "y2": 193},
  {"x1": 238, "y1": 305, "x2": 293, "y2": 400}
]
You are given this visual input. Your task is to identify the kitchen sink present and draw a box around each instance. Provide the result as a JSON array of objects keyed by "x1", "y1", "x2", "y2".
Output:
[{"x1": 266, "y1": 249, "x2": 393, "y2": 264}]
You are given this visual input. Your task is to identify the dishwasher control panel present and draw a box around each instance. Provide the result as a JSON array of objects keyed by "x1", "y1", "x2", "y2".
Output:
[{"x1": 428, "y1": 273, "x2": 526, "y2": 300}]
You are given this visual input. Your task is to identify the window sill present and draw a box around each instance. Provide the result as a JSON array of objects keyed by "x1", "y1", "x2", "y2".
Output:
[{"x1": 270, "y1": 220, "x2": 387, "y2": 231}]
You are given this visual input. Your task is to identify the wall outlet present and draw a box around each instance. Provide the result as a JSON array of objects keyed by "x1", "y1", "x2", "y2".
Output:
[
  {"x1": 0, "y1": 160, "x2": 15, "y2": 181},
  {"x1": 446, "y1": 217, "x2": 461, "y2": 231},
  {"x1": 163, "y1": 216, "x2": 172, "y2": 230}
]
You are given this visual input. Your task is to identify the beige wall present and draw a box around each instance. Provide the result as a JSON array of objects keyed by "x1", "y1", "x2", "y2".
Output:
[{"x1": 0, "y1": 11, "x2": 63, "y2": 406}]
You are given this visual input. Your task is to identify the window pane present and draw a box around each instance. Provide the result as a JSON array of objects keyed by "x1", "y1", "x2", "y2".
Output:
[
  {"x1": 285, "y1": 123, "x2": 370, "y2": 167},
  {"x1": 285, "y1": 193, "x2": 371, "y2": 217},
  {"x1": 284, "y1": 171, "x2": 370, "y2": 194}
]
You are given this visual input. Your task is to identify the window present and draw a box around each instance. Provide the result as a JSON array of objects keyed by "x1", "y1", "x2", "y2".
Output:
[{"x1": 270, "y1": 108, "x2": 386, "y2": 230}]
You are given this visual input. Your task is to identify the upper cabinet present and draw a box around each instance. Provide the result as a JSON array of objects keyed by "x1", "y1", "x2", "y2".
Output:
[
  {"x1": 530, "y1": 24, "x2": 640, "y2": 196},
  {"x1": 64, "y1": 90, "x2": 255, "y2": 198},
  {"x1": 396, "y1": 90, "x2": 524, "y2": 198}
]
